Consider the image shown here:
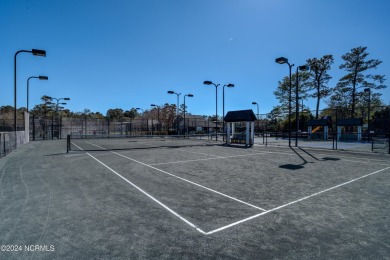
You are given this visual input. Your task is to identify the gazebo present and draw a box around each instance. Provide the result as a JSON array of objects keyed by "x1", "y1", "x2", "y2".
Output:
[
  {"x1": 224, "y1": 109, "x2": 257, "y2": 147},
  {"x1": 337, "y1": 118, "x2": 364, "y2": 141}
]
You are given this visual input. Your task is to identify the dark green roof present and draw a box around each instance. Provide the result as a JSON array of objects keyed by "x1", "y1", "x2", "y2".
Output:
[
  {"x1": 337, "y1": 118, "x2": 363, "y2": 126},
  {"x1": 224, "y1": 110, "x2": 257, "y2": 122}
]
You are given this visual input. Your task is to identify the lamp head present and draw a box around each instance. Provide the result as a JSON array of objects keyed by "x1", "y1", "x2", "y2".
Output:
[
  {"x1": 167, "y1": 90, "x2": 175, "y2": 94},
  {"x1": 203, "y1": 81, "x2": 213, "y2": 85},
  {"x1": 151, "y1": 104, "x2": 156, "y2": 107},
  {"x1": 187, "y1": 94, "x2": 194, "y2": 97},
  {"x1": 63, "y1": 98, "x2": 70, "y2": 101},
  {"x1": 32, "y1": 49, "x2": 46, "y2": 57},
  {"x1": 252, "y1": 102, "x2": 257, "y2": 105},
  {"x1": 275, "y1": 57, "x2": 288, "y2": 64},
  {"x1": 39, "y1": 76, "x2": 48, "y2": 80},
  {"x1": 226, "y1": 83, "x2": 234, "y2": 88},
  {"x1": 364, "y1": 88, "x2": 370, "y2": 93},
  {"x1": 298, "y1": 65, "x2": 310, "y2": 71}
]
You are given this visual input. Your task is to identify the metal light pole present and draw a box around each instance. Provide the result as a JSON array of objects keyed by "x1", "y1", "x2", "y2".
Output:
[
  {"x1": 223, "y1": 83, "x2": 234, "y2": 141},
  {"x1": 364, "y1": 87, "x2": 371, "y2": 141},
  {"x1": 168, "y1": 91, "x2": 181, "y2": 135},
  {"x1": 45, "y1": 96, "x2": 69, "y2": 140},
  {"x1": 183, "y1": 94, "x2": 194, "y2": 136},
  {"x1": 14, "y1": 49, "x2": 46, "y2": 133},
  {"x1": 252, "y1": 102, "x2": 259, "y2": 135},
  {"x1": 203, "y1": 81, "x2": 220, "y2": 141},
  {"x1": 295, "y1": 65, "x2": 309, "y2": 147},
  {"x1": 276, "y1": 57, "x2": 294, "y2": 147},
  {"x1": 151, "y1": 104, "x2": 160, "y2": 132},
  {"x1": 46, "y1": 97, "x2": 70, "y2": 113},
  {"x1": 27, "y1": 75, "x2": 48, "y2": 112}
]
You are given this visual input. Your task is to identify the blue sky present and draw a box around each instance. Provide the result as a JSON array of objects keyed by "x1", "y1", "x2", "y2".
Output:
[{"x1": 1, "y1": 0, "x2": 389, "y2": 116}]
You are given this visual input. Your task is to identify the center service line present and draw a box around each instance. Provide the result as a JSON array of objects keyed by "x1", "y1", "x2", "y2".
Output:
[{"x1": 85, "y1": 141, "x2": 267, "y2": 211}]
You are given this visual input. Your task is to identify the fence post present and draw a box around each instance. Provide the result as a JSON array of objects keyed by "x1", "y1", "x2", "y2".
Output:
[
  {"x1": 32, "y1": 114, "x2": 35, "y2": 141},
  {"x1": 51, "y1": 114, "x2": 54, "y2": 140}
]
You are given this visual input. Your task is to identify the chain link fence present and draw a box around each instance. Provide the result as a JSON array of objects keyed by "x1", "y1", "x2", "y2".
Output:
[
  {"x1": 252, "y1": 106, "x2": 389, "y2": 154},
  {"x1": 30, "y1": 116, "x2": 223, "y2": 140}
]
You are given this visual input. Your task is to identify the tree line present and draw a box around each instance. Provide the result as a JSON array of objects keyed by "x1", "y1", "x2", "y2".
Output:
[{"x1": 272, "y1": 46, "x2": 387, "y2": 121}]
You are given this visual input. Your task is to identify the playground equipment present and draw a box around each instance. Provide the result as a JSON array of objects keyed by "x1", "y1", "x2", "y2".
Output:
[
  {"x1": 307, "y1": 116, "x2": 332, "y2": 140},
  {"x1": 224, "y1": 110, "x2": 257, "y2": 147}
]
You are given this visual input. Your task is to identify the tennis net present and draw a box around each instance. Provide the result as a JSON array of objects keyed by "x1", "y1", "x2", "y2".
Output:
[
  {"x1": 372, "y1": 137, "x2": 390, "y2": 154},
  {"x1": 66, "y1": 133, "x2": 224, "y2": 153}
]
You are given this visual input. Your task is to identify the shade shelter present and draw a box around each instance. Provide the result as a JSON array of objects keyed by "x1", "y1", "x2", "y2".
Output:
[
  {"x1": 307, "y1": 116, "x2": 332, "y2": 140},
  {"x1": 224, "y1": 109, "x2": 257, "y2": 146},
  {"x1": 336, "y1": 118, "x2": 363, "y2": 141}
]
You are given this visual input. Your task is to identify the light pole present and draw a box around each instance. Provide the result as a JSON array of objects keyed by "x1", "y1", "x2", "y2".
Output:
[
  {"x1": 168, "y1": 90, "x2": 181, "y2": 135},
  {"x1": 27, "y1": 75, "x2": 48, "y2": 112},
  {"x1": 46, "y1": 97, "x2": 70, "y2": 113},
  {"x1": 295, "y1": 65, "x2": 309, "y2": 147},
  {"x1": 183, "y1": 94, "x2": 194, "y2": 136},
  {"x1": 151, "y1": 104, "x2": 160, "y2": 132},
  {"x1": 14, "y1": 49, "x2": 46, "y2": 133},
  {"x1": 275, "y1": 57, "x2": 294, "y2": 147},
  {"x1": 45, "y1": 96, "x2": 69, "y2": 140},
  {"x1": 364, "y1": 87, "x2": 371, "y2": 140},
  {"x1": 203, "y1": 81, "x2": 220, "y2": 141},
  {"x1": 223, "y1": 83, "x2": 234, "y2": 141},
  {"x1": 252, "y1": 102, "x2": 259, "y2": 136}
]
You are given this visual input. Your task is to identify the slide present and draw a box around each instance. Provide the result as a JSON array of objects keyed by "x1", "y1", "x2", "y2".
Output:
[{"x1": 311, "y1": 126, "x2": 321, "y2": 133}]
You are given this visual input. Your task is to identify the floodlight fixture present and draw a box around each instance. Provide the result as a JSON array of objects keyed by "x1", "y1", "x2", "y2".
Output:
[
  {"x1": 38, "y1": 76, "x2": 48, "y2": 80},
  {"x1": 275, "y1": 57, "x2": 288, "y2": 64},
  {"x1": 32, "y1": 49, "x2": 46, "y2": 57}
]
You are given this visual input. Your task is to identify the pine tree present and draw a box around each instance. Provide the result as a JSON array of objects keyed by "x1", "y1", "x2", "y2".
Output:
[{"x1": 335, "y1": 46, "x2": 386, "y2": 117}]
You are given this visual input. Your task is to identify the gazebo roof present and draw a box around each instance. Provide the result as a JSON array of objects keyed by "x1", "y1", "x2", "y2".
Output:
[
  {"x1": 337, "y1": 118, "x2": 363, "y2": 126},
  {"x1": 224, "y1": 110, "x2": 257, "y2": 122}
]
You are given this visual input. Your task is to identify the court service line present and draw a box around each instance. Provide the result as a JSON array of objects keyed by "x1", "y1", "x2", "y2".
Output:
[
  {"x1": 255, "y1": 145, "x2": 390, "y2": 164},
  {"x1": 249, "y1": 147, "x2": 390, "y2": 166},
  {"x1": 204, "y1": 166, "x2": 390, "y2": 235},
  {"x1": 85, "y1": 141, "x2": 267, "y2": 211},
  {"x1": 149, "y1": 152, "x2": 271, "y2": 166},
  {"x1": 176, "y1": 148, "x2": 225, "y2": 159},
  {"x1": 71, "y1": 142, "x2": 207, "y2": 235}
]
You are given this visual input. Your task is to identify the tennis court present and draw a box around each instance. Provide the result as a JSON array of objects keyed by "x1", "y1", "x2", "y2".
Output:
[{"x1": 1, "y1": 137, "x2": 390, "y2": 259}]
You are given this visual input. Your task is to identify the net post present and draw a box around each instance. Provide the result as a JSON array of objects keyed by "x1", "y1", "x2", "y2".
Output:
[{"x1": 67, "y1": 134, "x2": 70, "y2": 153}]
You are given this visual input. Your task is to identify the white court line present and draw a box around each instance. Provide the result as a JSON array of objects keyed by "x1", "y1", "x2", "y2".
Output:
[
  {"x1": 84, "y1": 141, "x2": 266, "y2": 211},
  {"x1": 246, "y1": 146, "x2": 390, "y2": 166},
  {"x1": 71, "y1": 142, "x2": 207, "y2": 235},
  {"x1": 149, "y1": 152, "x2": 270, "y2": 166},
  {"x1": 176, "y1": 148, "x2": 225, "y2": 159},
  {"x1": 204, "y1": 166, "x2": 390, "y2": 235},
  {"x1": 255, "y1": 145, "x2": 390, "y2": 164}
]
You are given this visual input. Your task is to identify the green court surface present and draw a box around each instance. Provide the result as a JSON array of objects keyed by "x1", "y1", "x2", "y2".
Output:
[{"x1": 1, "y1": 139, "x2": 389, "y2": 259}]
